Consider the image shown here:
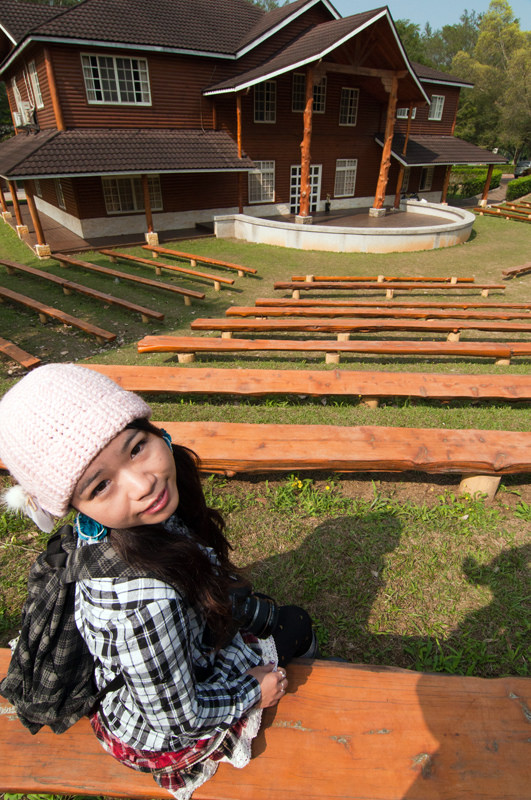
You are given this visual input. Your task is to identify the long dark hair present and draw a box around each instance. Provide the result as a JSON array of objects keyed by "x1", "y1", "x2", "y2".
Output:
[{"x1": 109, "y1": 419, "x2": 245, "y2": 647}]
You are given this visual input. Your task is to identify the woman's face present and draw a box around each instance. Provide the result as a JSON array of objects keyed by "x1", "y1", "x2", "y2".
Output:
[{"x1": 71, "y1": 428, "x2": 179, "y2": 529}]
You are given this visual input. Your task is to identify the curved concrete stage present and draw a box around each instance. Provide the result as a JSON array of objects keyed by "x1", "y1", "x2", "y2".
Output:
[{"x1": 214, "y1": 201, "x2": 476, "y2": 254}]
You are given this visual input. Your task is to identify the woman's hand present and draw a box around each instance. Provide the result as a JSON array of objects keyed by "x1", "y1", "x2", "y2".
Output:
[{"x1": 247, "y1": 663, "x2": 288, "y2": 708}]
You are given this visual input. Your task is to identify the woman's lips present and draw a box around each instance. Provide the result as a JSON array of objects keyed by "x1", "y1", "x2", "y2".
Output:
[{"x1": 145, "y1": 486, "x2": 169, "y2": 514}]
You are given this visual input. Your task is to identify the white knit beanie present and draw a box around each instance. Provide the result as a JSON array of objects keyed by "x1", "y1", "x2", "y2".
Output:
[{"x1": 0, "y1": 363, "x2": 151, "y2": 529}]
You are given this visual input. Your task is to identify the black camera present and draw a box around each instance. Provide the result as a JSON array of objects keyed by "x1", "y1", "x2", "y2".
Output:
[{"x1": 230, "y1": 586, "x2": 279, "y2": 638}]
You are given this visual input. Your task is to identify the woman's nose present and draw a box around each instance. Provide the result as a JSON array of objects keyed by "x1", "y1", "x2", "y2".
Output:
[{"x1": 124, "y1": 466, "x2": 156, "y2": 498}]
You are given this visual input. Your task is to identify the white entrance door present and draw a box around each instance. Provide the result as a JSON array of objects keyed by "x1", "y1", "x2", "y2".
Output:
[{"x1": 290, "y1": 164, "x2": 322, "y2": 214}]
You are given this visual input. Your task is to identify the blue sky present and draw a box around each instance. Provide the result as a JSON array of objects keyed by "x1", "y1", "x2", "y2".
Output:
[{"x1": 333, "y1": 0, "x2": 531, "y2": 31}]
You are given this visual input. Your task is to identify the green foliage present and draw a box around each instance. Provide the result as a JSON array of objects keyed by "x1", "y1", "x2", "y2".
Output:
[
  {"x1": 506, "y1": 174, "x2": 531, "y2": 199},
  {"x1": 448, "y1": 166, "x2": 502, "y2": 197}
]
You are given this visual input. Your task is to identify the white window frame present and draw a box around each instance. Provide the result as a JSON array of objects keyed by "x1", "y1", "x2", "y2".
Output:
[
  {"x1": 291, "y1": 73, "x2": 326, "y2": 113},
  {"x1": 428, "y1": 95, "x2": 445, "y2": 121},
  {"x1": 254, "y1": 81, "x2": 276, "y2": 123},
  {"x1": 397, "y1": 107, "x2": 416, "y2": 119},
  {"x1": 34, "y1": 179, "x2": 42, "y2": 198},
  {"x1": 81, "y1": 53, "x2": 151, "y2": 105},
  {"x1": 248, "y1": 160, "x2": 275, "y2": 204},
  {"x1": 102, "y1": 175, "x2": 163, "y2": 215},
  {"x1": 339, "y1": 87, "x2": 359, "y2": 126},
  {"x1": 55, "y1": 179, "x2": 66, "y2": 210},
  {"x1": 419, "y1": 166, "x2": 434, "y2": 192},
  {"x1": 28, "y1": 60, "x2": 44, "y2": 109},
  {"x1": 334, "y1": 158, "x2": 357, "y2": 197},
  {"x1": 401, "y1": 167, "x2": 411, "y2": 193}
]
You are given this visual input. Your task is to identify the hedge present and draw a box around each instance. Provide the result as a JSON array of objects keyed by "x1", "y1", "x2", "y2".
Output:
[
  {"x1": 506, "y1": 175, "x2": 531, "y2": 201},
  {"x1": 448, "y1": 167, "x2": 503, "y2": 199}
]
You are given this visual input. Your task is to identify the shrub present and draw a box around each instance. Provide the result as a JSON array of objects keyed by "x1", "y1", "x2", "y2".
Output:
[
  {"x1": 448, "y1": 167, "x2": 502, "y2": 198},
  {"x1": 506, "y1": 175, "x2": 531, "y2": 201}
]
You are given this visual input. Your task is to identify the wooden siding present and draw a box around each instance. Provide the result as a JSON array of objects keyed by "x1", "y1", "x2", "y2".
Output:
[
  {"x1": 395, "y1": 84, "x2": 461, "y2": 136},
  {"x1": 4, "y1": 47, "x2": 57, "y2": 130}
]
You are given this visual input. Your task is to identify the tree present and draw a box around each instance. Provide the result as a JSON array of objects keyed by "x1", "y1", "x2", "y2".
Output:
[
  {"x1": 423, "y1": 10, "x2": 482, "y2": 69},
  {"x1": 394, "y1": 19, "x2": 429, "y2": 64}
]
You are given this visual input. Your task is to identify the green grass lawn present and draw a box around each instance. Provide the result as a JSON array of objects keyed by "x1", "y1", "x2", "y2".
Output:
[{"x1": 0, "y1": 211, "x2": 529, "y2": 681}]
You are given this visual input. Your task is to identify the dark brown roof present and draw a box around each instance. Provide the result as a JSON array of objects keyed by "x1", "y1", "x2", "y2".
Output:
[
  {"x1": 376, "y1": 133, "x2": 508, "y2": 166},
  {"x1": 12, "y1": 0, "x2": 264, "y2": 55},
  {"x1": 205, "y1": 8, "x2": 418, "y2": 95},
  {"x1": 0, "y1": 129, "x2": 253, "y2": 179},
  {"x1": 412, "y1": 61, "x2": 473, "y2": 88},
  {"x1": 237, "y1": 0, "x2": 334, "y2": 51},
  {"x1": 0, "y1": 0, "x2": 64, "y2": 44}
]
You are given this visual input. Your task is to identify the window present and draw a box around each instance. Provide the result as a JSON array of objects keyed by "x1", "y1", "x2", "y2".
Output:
[
  {"x1": 419, "y1": 166, "x2": 434, "y2": 191},
  {"x1": 401, "y1": 167, "x2": 410, "y2": 193},
  {"x1": 254, "y1": 81, "x2": 276, "y2": 122},
  {"x1": 55, "y1": 179, "x2": 66, "y2": 210},
  {"x1": 102, "y1": 175, "x2": 162, "y2": 214},
  {"x1": 292, "y1": 73, "x2": 327, "y2": 113},
  {"x1": 28, "y1": 61, "x2": 44, "y2": 108},
  {"x1": 81, "y1": 54, "x2": 151, "y2": 104},
  {"x1": 34, "y1": 179, "x2": 42, "y2": 198},
  {"x1": 334, "y1": 158, "x2": 357, "y2": 197},
  {"x1": 428, "y1": 95, "x2": 445, "y2": 121},
  {"x1": 248, "y1": 161, "x2": 275, "y2": 204},
  {"x1": 396, "y1": 107, "x2": 416, "y2": 119},
  {"x1": 339, "y1": 87, "x2": 359, "y2": 126}
]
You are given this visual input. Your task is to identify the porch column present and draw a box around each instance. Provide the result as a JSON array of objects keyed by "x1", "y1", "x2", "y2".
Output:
[
  {"x1": 237, "y1": 94, "x2": 244, "y2": 214},
  {"x1": 142, "y1": 174, "x2": 158, "y2": 247},
  {"x1": 372, "y1": 74, "x2": 399, "y2": 216},
  {"x1": 8, "y1": 181, "x2": 28, "y2": 236},
  {"x1": 441, "y1": 165, "x2": 453, "y2": 205},
  {"x1": 479, "y1": 164, "x2": 494, "y2": 207},
  {"x1": 44, "y1": 48, "x2": 65, "y2": 131},
  {"x1": 24, "y1": 180, "x2": 50, "y2": 258},
  {"x1": 393, "y1": 103, "x2": 413, "y2": 209},
  {"x1": 0, "y1": 183, "x2": 11, "y2": 220},
  {"x1": 297, "y1": 64, "x2": 314, "y2": 224}
]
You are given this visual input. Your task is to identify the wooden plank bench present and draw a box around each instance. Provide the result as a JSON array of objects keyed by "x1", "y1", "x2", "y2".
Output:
[
  {"x1": 137, "y1": 334, "x2": 530, "y2": 365},
  {"x1": 86, "y1": 363, "x2": 531, "y2": 404},
  {"x1": 100, "y1": 249, "x2": 235, "y2": 291},
  {"x1": 226, "y1": 305, "x2": 531, "y2": 321},
  {"x1": 256, "y1": 297, "x2": 531, "y2": 310},
  {"x1": 474, "y1": 206, "x2": 531, "y2": 223},
  {"x1": 0, "y1": 259, "x2": 164, "y2": 323},
  {"x1": 502, "y1": 262, "x2": 531, "y2": 280},
  {"x1": 292, "y1": 274, "x2": 474, "y2": 283},
  {"x1": 0, "y1": 285, "x2": 115, "y2": 344},
  {"x1": 0, "y1": 337, "x2": 40, "y2": 369},
  {"x1": 143, "y1": 244, "x2": 257, "y2": 276},
  {"x1": 51, "y1": 253, "x2": 205, "y2": 305},
  {"x1": 275, "y1": 281, "x2": 506, "y2": 299},
  {"x1": 2, "y1": 649, "x2": 529, "y2": 800},
  {"x1": 189, "y1": 316, "x2": 531, "y2": 342}
]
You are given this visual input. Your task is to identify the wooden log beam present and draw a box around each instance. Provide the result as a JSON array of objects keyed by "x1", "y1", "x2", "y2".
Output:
[
  {"x1": 479, "y1": 164, "x2": 495, "y2": 207},
  {"x1": 298, "y1": 64, "x2": 314, "y2": 220},
  {"x1": 8, "y1": 181, "x2": 24, "y2": 227},
  {"x1": 24, "y1": 181, "x2": 46, "y2": 246},
  {"x1": 44, "y1": 47, "x2": 65, "y2": 131},
  {"x1": 441, "y1": 165, "x2": 452, "y2": 204},
  {"x1": 373, "y1": 75, "x2": 399, "y2": 210},
  {"x1": 142, "y1": 175, "x2": 154, "y2": 234}
]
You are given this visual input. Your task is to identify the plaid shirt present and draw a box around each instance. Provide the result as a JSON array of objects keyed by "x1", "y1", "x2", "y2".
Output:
[{"x1": 74, "y1": 523, "x2": 263, "y2": 753}]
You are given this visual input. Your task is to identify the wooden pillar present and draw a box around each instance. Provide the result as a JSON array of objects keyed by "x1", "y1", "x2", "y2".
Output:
[
  {"x1": 142, "y1": 175, "x2": 154, "y2": 233},
  {"x1": 0, "y1": 184, "x2": 10, "y2": 219},
  {"x1": 479, "y1": 164, "x2": 494, "y2": 207},
  {"x1": 236, "y1": 94, "x2": 244, "y2": 213},
  {"x1": 441, "y1": 165, "x2": 453, "y2": 204},
  {"x1": 8, "y1": 180, "x2": 26, "y2": 234},
  {"x1": 24, "y1": 180, "x2": 50, "y2": 257},
  {"x1": 44, "y1": 48, "x2": 65, "y2": 131},
  {"x1": 298, "y1": 64, "x2": 314, "y2": 222},
  {"x1": 372, "y1": 75, "x2": 399, "y2": 214},
  {"x1": 394, "y1": 164, "x2": 405, "y2": 209}
]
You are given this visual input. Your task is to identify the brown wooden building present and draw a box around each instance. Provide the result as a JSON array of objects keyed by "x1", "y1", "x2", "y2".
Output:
[{"x1": 0, "y1": 0, "x2": 506, "y2": 253}]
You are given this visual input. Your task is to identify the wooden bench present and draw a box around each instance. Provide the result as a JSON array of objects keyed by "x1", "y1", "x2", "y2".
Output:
[
  {"x1": 143, "y1": 244, "x2": 257, "y2": 276},
  {"x1": 226, "y1": 304, "x2": 531, "y2": 321},
  {"x1": 0, "y1": 337, "x2": 40, "y2": 369},
  {"x1": 86, "y1": 363, "x2": 531, "y2": 405},
  {"x1": 0, "y1": 286, "x2": 115, "y2": 344},
  {"x1": 100, "y1": 249, "x2": 235, "y2": 291},
  {"x1": 189, "y1": 316, "x2": 531, "y2": 342},
  {"x1": 502, "y1": 262, "x2": 531, "y2": 280},
  {"x1": 2, "y1": 649, "x2": 529, "y2": 800},
  {"x1": 137, "y1": 334, "x2": 530, "y2": 365},
  {"x1": 292, "y1": 274, "x2": 474, "y2": 283},
  {"x1": 275, "y1": 281, "x2": 506, "y2": 299},
  {"x1": 0, "y1": 259, "x2": 164, "y2": 323},
  {"x1": 474, "y1": 206, "x2": 531, "y2": 223},
  {"x1": 257, "y1": 297, "x2": 531, "y2": 310},
  {"x1": 51, "y1": 253, "x2": 205, "y2": 305}
]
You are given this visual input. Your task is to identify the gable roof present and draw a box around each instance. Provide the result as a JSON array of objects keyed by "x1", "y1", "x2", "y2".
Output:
[
  {"x1": 412, "y1": 62, "x2": 474, "y2": 89},
  {"x1": 375, "y1": 133, "x2": 508, "y2": 166}
]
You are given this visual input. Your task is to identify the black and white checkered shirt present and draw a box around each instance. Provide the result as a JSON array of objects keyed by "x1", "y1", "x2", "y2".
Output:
[{"x1": 75, "y1": 524, "x2": 262, "y2": 752}]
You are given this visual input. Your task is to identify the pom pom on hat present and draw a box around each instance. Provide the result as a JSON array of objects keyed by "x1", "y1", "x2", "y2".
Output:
[{"x1": 0, "y1": 364, "x2": 151, "y2": 525}]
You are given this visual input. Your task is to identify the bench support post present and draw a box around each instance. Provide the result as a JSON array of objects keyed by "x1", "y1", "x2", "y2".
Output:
[
  {"x1": 178, "y1": 353, "x2": 196, "y2": 363},
  {"x1": 325, "y1": 352, "x2": 340, "y2": 364},
  {"x1": 459, "y1": 474, "x2": 501, "y2": 501}
]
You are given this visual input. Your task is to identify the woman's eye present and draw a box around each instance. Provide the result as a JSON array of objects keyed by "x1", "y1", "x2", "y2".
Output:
[
  {"x1": 91, "y1": 480, "x2": 109, "y2": 498},
  {"x1": 131, "y1": 437, "x2": 146, "y2": 457}
]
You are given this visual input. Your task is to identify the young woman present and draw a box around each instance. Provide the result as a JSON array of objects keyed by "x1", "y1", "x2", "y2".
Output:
[{"x1": 0, "y1": 363, "x2": 317, "y2": 798}]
